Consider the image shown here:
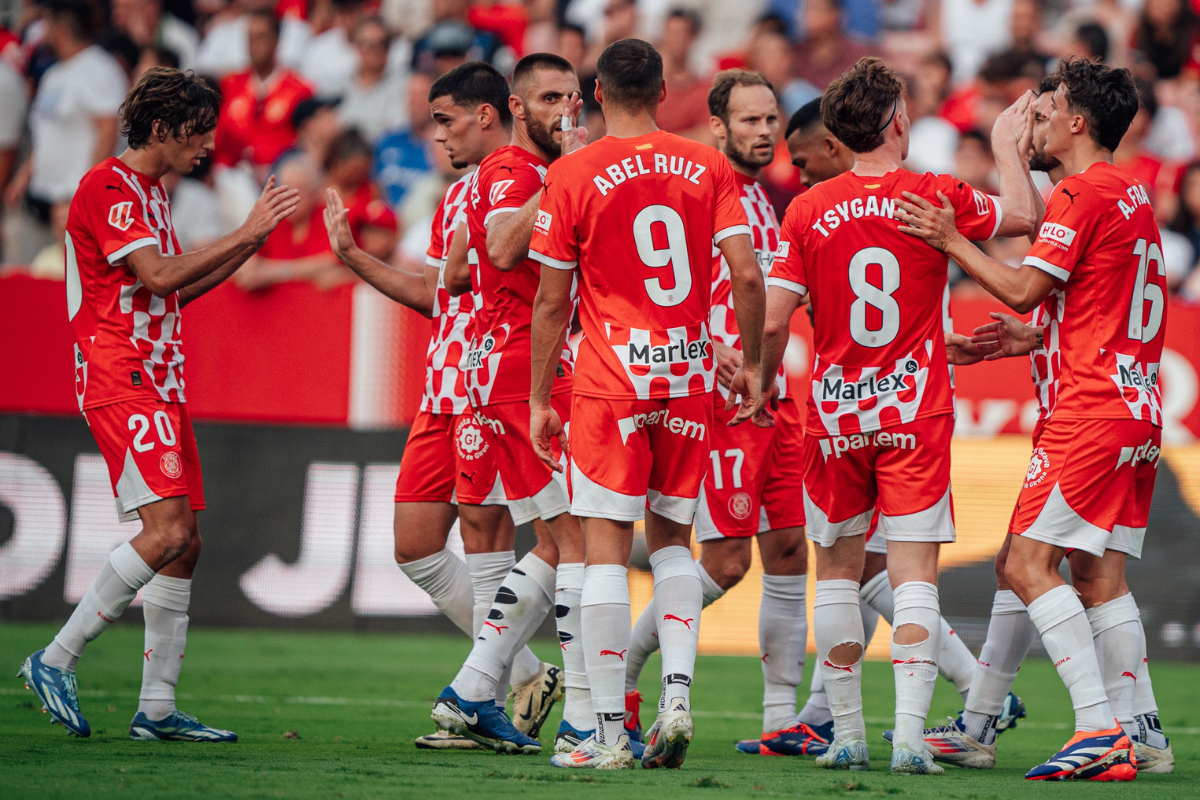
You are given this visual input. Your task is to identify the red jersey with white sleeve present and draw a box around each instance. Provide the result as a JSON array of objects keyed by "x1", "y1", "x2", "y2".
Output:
[
  {"x1": 465, "y1": 145, "x2": 573, "y2": 407},
  {"x1": 66, "y1": 157, "x2": 185, "y2": 411},
  {"x1": 710, "y1": 172, "x2": 787, "y2": 400},
  {"x1": 529, "y1": 130, "x2": 749, "y2": 400},
  {"x1": 770, "y1": 169, "x2": 1001, "y2": 436},
  {"x1": 1023, "y1": 162, "x2": 1165, "y2": 425},
  {"x1": 421, "y1": 171, "x2": 475, "y2": 415}
]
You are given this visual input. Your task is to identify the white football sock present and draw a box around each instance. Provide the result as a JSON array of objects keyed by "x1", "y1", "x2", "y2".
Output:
[
  {"x1": 44, "y1": 542, "x2": 157, "y2": 671},
  {"x1": 759, "y1": 574, "x2": 807, "y2": 732},
  {"x1": 1027, "y1": 584, "x2": 1115, "y2": 732},
  {"x1": 939, "y1": 618, "x2": 977, "y2": 704},
  {"x1": 860, "y1": 570, "x2": 894, "y2": 621},
  {"x1": 453, "y1": 552, "x2": 556, "y2": 703},
  {"x1": 796, "y1": 593, "x2": 877, "y2": 729},
  {"x1": 860, "y1": 597, "x2": 881, "y2": 646},
  {"x1": 1087, "y1": 593, "x2": 1141, "y2": 732},
  {"x1": 650, "y1": 546, "x2": 702, "y2": 712},
  {"x1": 511, "y1": 643, "x2": 542, "y2": 687},
  {"x1": 1130, "y1": 603, "x2": 1167, "y2": 748},
  {"x1": 962, "y1": 589, "x2": 1036, "y2": 744},
  {"x1": 814, "y1": 579, "x2": 865, "y2": 741},
  {"x1": 891, "y1": 581, "x2": 941, "y2": 751},
  {"x1": 138, "y1": 575, "x2": 190, "y2": 721},
  {"x1": 624, "y1": 560, "x2": 724, "y2": 695},
  {"x1": 465, "y1": 550, "x2": 515, "y2": 636},
  {"x1": 581, "y1": 564, "x2": 630, "y2": 746},
  {"x1": 556, "y1": 562, "x2": 593, "y2": 731},
  {"x1": 399, "y1": 547, "x2": 474, "y2": 636}
]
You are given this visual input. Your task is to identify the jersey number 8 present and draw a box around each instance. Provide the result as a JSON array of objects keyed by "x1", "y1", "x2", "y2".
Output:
[{"x1": 849, "y1": 247, "x2": 901, "y2": 348}]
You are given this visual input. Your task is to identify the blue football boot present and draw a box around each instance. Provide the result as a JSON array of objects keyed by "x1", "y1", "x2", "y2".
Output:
[
  {"x1": 431, "y1": 686, "x2": 541, "y2": 754},
  {"x1": 18, "y1": 649, "x2": 90, "y2": 737},
  {"x1": 1025, "y1": 727, "x2": 1136, "y2": 781},
  {"x1": 735, "y1": 723, "x2": 832, "y2": 756},
  {"x1": 130, "y1": 710, "x2": 237, "y2": 742}
]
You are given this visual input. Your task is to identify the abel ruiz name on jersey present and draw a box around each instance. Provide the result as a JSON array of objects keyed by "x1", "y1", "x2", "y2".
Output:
[{"x1": 590, "y1": 153, "x2": 707, "y2": 195}]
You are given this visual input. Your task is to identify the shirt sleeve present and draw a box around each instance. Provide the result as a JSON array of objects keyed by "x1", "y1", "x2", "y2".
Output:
[
  {"x1": 425, "y1": 196, "x2": 447, "y2": 267},
  {"x1": 1022, "y1": 178, "x2": 1102, "y2": 282},
  {"x1": 935, "y1": 173, "x2": 1003, "y2": 241},
  {"x1": 482, "y1": 160, "x2": 545, "y2": 224},
  {"x1": 86, "y1": 180, "x2": 159, "y2": 264},
  {"x1": 766, "y1": 204, "x2": 808, "y2": 297},
  {"x1": 527, "y1": 161, "x2": 578, "y2": 271},
  {"x1": 711, "y1": 155, "x2": 751, "y2": 244},
  {"x1": 80, "y1": 53, "x2": 128, "y2": 116}
]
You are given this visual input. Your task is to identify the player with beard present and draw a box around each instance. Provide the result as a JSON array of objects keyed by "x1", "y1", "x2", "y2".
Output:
[
  {"x1": 323, "y1": 62, "x2": 560, "y2": 751},
  {"x1": 430, "y1": 54, "x2": 592, "y2": 756},
  {"x1": 896, "y1": 72, "x2": 1172, "y2": 776},
  {"x1": 617, "y1": 69, "x2": 821, "y2": 758}
]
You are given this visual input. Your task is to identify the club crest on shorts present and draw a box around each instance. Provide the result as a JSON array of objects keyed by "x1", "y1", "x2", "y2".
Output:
[
  {"x1": 728, "y1": 491, "x2": 753, "y2": 520},
  {"x1": 160, "y1": 451, "x2": 183, "y2": 479},
  {"x1": 455, "y1": 417, "x2": 489, "y2": 460},
  {"x1": 1025, "y1": 447, "x2": 1050, "y2": 487}
]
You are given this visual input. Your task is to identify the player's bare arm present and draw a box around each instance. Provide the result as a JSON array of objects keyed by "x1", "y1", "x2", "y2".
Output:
[
  {"x1": 970, "y1": 312, "x2": 1045, "y2": 359},
  {"x1": 528, "y1": 265, "x2": 573, "y2": 472},
  {"x1": 721, "y1": 232, "x2": 772, "y2": 427},
  {"x1": 713, "y1": 340, "x2": 744, "y2": 389},
  {"x1": 989, "y1": 92, "x2": 1040, "y2": 239},
  {"x1": 154, "y1": 176, "x2": 300, "y2": 305},
  {"x1": 323, "y1": 187, "x2": 435, "y2": 316},
  {"x1": 759, "y1": 285, "x2": 800, "y2": 387},
  {"x1": 485, "y1": 198, "x2": 540, "y2": 272},
  {"x1": 443, "y1": 221, "x2": 472, "y2": 296},
  {"x1": 895, "y1": 190, "x2": 1056, "y2": 313}
]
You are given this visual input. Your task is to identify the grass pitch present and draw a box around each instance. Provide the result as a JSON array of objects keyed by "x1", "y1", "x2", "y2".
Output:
[{"x1": 0, "y1": 622, "x2": 1195, "y2": 799}]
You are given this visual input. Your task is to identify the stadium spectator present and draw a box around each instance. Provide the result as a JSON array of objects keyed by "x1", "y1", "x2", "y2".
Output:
[
  {"x1": 3, "y1": 0, "x2": 126, "y2": 265},
  {"x1": 110, "y1": 0, "x2": 200, "y2": 70},
  {"x1": 793, "y1": 0, "x2": 873, "y2": 90},
  {"x1": 940, "y1": 0, "x2": 1014, "y2": 84},
  {"x1": 1133, "y1": 0, "x2": 1200, "y2": 80},
  {"x1": 301, "y1": 0, "x2": 365, "y2": 98},
  {"x1": 1069, "y1": 22, "x2": 1110, "y2": 64},
  {"x1": 373, "y1": 71, "x2": 434, "y2": 210},
  {"x1": 1115, "y1": 79, "x2": 1177, "y2": 220},
  {"x1": 134, "y1": 45, "x2": 182, "y2": 81},
  {"x1": 167, "y1": 157, "x2": 229, "y2": 251},
  {"x1": 325, "y1": 129, "x2": 393, "y2": 240},
  {"x1": 655, "y1": 8, "x2": 713, "y2": 143},
  {"x1": 953, "y1": 129, "x2": 997, "y2": 195},
  {"x1": 213, "y1": 10, "x2": 314, "y2": 172},
  {"x1": 0, "y1": 53, "x2": 26, "y2": 258},
  {"x1": 194, "y1": 0, "x2": 311, "y2": 78},
  {"x1": 282, "y1": 97, "x2": 343, "y2": 169},
  {"x1": 1008, "y1": 0, "x2": 1051, "y2": 66},
  {"x1": 410, "y1": 0, "x2": 509, "y2": 76},
  {"x1": 338, "y1": 16, "x2": 410, "y2": 144},
  {"x1": 95, "y1": 26, "x2": 141, "y2": 80},
  {"x1": 745, "y1": 29, "x2": 819, "y2": 117}
]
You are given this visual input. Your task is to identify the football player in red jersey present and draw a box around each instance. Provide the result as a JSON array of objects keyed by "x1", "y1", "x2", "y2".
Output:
[
  {"x1": 897, "y1": 59, "x2": 1166, "y2": 781},
  {"x1": 759, "y1": 57, "x2": 1038, "y2": 774},
  {"x1": 323, "y1": 63, "x2": 559, "y2": 750},
  {"x1": 529, "y1": 39, "x2": 769, "y2": 770},
  {"x1": 429, "y1": 55, "x2": 591, "y2": 756},
  {"x1": 18, "y1": 68, "x2": 299, "y2": 742},
  {"x1": 616, "y1": 69, "x2": 819, "y2": 759}
]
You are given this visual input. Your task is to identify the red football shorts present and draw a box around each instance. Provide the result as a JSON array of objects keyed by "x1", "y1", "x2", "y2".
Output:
[
  {"x1": 803, "y1": 414, "x2": 955, "y2": 547},
  {"x1": 569, "y1": 393, "x2": 712, "y2": 524},
  {"x1": 695, "y1": 396, "x2": 806, "y2": 540},
  {"x1": 1009, "y1": 418, "x2": 1160, "y2": 558},
  {"x1": 476, "y1": 394, "x2": 572, "y2": 525},
  {"x1": 84, "y1": 399, "x2": 204, "y2": 523},
  {"x1": 395, "y1": 410, "x2": 506, "y2": 505}
]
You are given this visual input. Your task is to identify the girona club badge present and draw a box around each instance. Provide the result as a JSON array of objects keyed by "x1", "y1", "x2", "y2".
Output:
[
  {"x1": 728, "y1": 491, "x2": 753, "y2": 521},
  {"x1": 160, "y1": 451, "x2": 183, "y2": 479},
  {"x1": 108, "y1": 201, "x2": 135, "y2": 232},
  {"x1": 454, "y1": 415, "x2": 490, "y2": 461},
  {"x1": 1025, "y1": 447, "x2": 1051, "y2": 488}
]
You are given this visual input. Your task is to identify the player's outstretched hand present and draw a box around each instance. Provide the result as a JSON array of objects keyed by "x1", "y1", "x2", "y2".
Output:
[
  {"x1": 945, "y1": 331, "x2": 990, "y2": 365},
  {"x1": 560, "y1": 92, "x2": 588, "y2": 156},
  {"x1": 725, "y1": 367, "x2": 776, "y2": 428},
  {"x1": 323, "y1": 188, "x2": 357, "y2": 261},
  {"x1": 896, "y1": 191, "x2": 958, "y2": 252},
  {"x1": 971, "y1": 311, "x2": 1043, "y2": 359},
  {"x1": 243, "y1": 176, "x2": 301, "y2": 243},
  {"x1": 530, "y1": 404, "x2": 568, "y2": 473},
  {"x1": 713, "y1": 341, "x2": 743, "y2": 389}
]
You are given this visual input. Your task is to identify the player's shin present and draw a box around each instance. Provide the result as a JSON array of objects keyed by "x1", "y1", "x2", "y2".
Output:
[
  {"x1": 581, "y1": 564, "x2": 632, "y2": 746},
  {"x1": 465, "y1": 550, "x2": 516, "y2": 636},
  {"x1": 624, "y1": 598, "x2": 659, "y2": 694},
  {"x1": 938, "y1": 619, "x2": 977, "y2": 704},
  {"x1": 399, "y1": 547, "x2": 475, "y2": 637},
  {"x1": 556, "y1": 562, "x2": 593, "y2": 731},
  {"x1": 759, "y1": 574, "x2": 807, "y2": 732},
  {"x1": 813, "y1": 580, "x2": 866, "y2": 742},
  {"x1": 650, "y1": 546, "x2": 702, "y2": 712},
  {"x1": 891, "y1": 582, "x2": 941, "y2": 751},
  {"x1": 1027, "y1": 584, "x2": 1115, "y2": 732},
  {"x1": 43, "y1": 542, "x2": 157, "y2": 671},
  {"x1": 138, "y1": 575, "x2": 191, "y2": 721},
  {"x1": 1086, "y1": 593, "x2": 1141, "y2": 733},
  {"x1": 1131, "y1": 608, "x2": 1166, "y2": 747},
  {"x1": 962, "y1": 589, "x2": 1035, "y2": 742}
]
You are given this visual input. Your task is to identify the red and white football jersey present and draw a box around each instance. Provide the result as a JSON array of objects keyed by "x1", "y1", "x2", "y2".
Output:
[
  {"x1": 771, "y1": 169, "x2": 1001, "y2": 436},
  {"x1": 529, "y1": 131, "x2": 749, "y2": 400},
  {"x1": 1024, "y1": 162, "x2": 1166, "y2": 425},
  {"x1": 710, "y1": 172, "x2": 787, "y2": 400},
  {"x1": 422, "y1": 171, "x2": 475, "y2": 415},
  {"x1": 66, "y1": 157, "x2": 184, "y2": 411},
  {"x1": 465, "y1": 144, "x2": 573, "y2": 407}
]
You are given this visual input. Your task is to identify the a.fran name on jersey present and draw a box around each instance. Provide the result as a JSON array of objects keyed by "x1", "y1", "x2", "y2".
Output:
[
  {"x1": 810, "y1": 194, "x2": 897, "y2": 238},
  {"x1": 1117, "y1": 183, "x2": 1151, "y2": 221},
  {"x1": 592, "y1": 153, "x2": 707, "y2": 196}
]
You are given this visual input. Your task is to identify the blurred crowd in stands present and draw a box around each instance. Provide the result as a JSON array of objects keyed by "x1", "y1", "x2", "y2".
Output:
[{"x1": 2, "y1": 0, "x2": 1200, "y2": 299}]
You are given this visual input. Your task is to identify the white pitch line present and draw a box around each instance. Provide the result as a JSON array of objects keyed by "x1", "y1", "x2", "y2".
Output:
[{"x1": 4, "y1": 687, "x2": 1198, "y2": 735}]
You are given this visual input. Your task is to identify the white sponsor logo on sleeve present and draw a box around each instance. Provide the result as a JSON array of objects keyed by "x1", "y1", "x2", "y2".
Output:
[
  {"x1": 1038, "y1": 221, "x2": 1077, "y2": 247},
  {"x1": 534, "y1": 210, "x2": 552, "y2": 235}
]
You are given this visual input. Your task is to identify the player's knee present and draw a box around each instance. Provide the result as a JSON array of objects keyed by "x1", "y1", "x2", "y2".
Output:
[
  {"x1": 892, "y1": 622, "x2": 929, "y2": 646},
  {"x1": 154, "y1": 518, "x2": 193, "y2": 562}
]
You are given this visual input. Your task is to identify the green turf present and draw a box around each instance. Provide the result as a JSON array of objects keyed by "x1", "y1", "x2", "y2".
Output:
[{"x1": 0, "y1": 622, "x2": 1194, "y2": 798}]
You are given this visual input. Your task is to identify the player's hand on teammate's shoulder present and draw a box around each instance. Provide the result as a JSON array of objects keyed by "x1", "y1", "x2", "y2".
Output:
[
  {"x1": 322, "y1": 187, "x2": 357, "y2": 261},
  {"x1": 529, "y1": 404, "x2": 568, "y2": 472},
  {"x1": 560, "y1": 92, "x2": 588, "y2": 157},
  {"x1": 713, "y1": 341, "x2": 744, "y2": 389},
  {"x1": 243, "y1": 175, "x2": 301, "y2": 243},
  {"x1": 896, "y1": 191, "x2": 958, "y2": 252},
  {"x1": 970, "y1": 312, "x2": 1044, "y2": 360}
]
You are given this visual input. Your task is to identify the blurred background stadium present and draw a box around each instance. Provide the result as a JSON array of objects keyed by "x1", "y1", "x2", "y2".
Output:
[{"x1": 1, "y1": 0, "x2": 1200, "y2": 665}]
